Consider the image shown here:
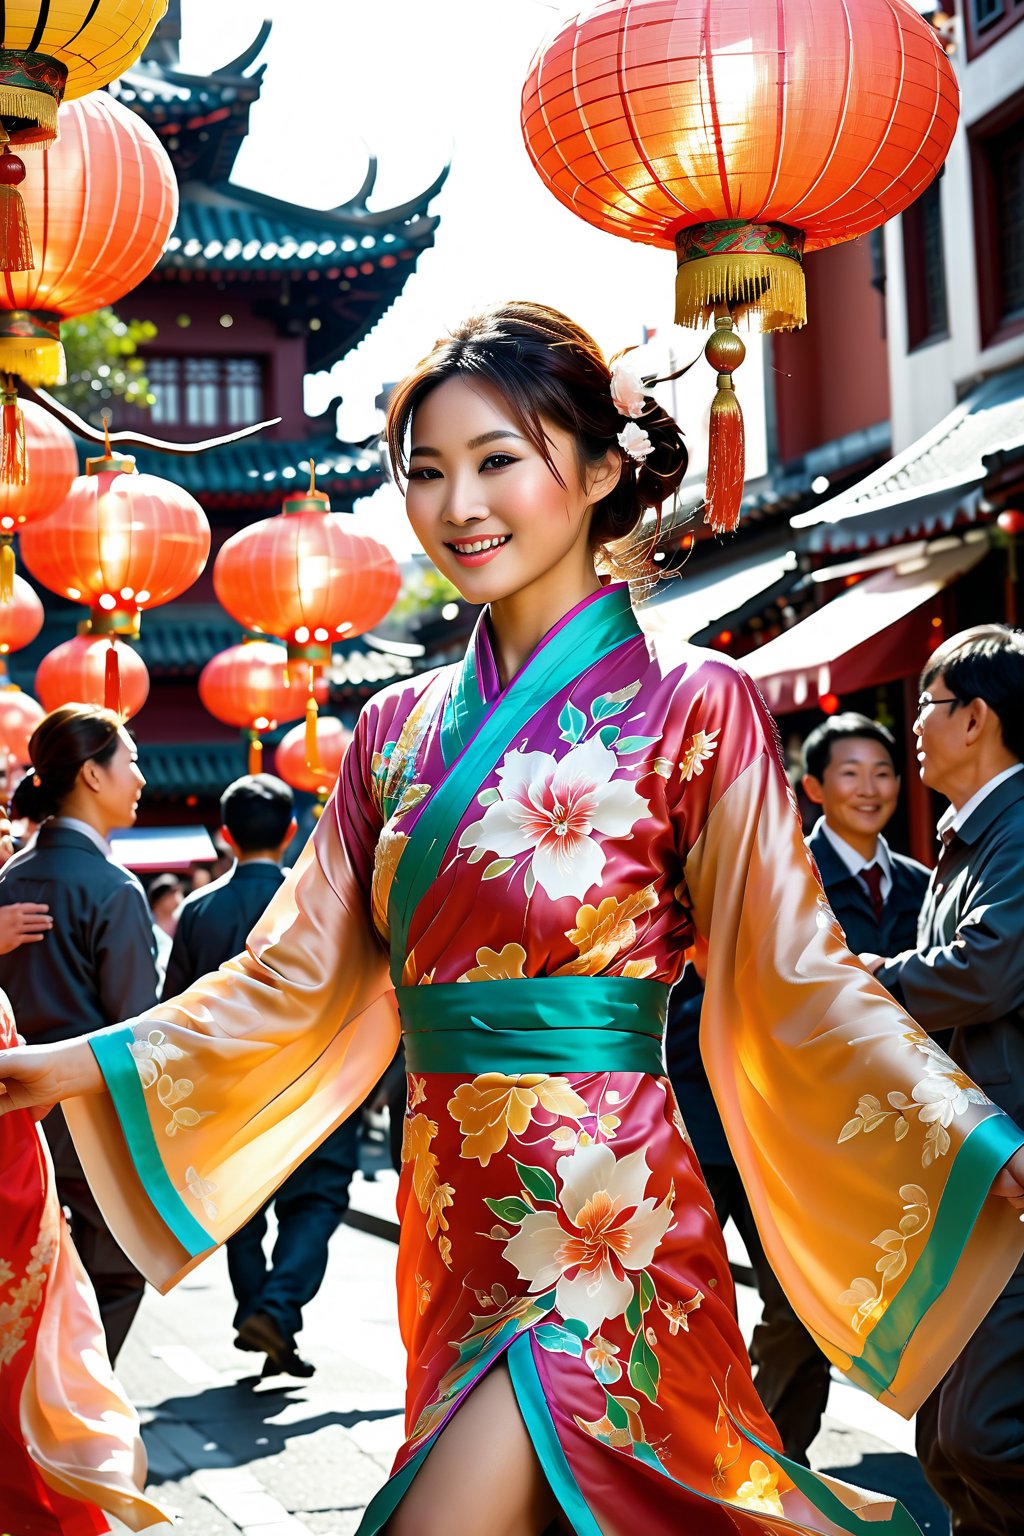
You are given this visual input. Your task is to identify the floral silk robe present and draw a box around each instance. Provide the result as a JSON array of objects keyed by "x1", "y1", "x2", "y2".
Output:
[
  {"x1": 0, "y1": 994, "x2": 164, "y2": 1533},
  {"x1": 66, "y1": 582, "x2": 1024, "y2": 1535}
]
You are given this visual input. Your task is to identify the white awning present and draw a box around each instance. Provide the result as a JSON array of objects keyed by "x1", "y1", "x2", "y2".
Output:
[
  {"x1": 744, "y1": 535, "x2": 989, "y2": 713},
  {"x1": 644, "y1": 543, "x2": 799, "y2": 641}
]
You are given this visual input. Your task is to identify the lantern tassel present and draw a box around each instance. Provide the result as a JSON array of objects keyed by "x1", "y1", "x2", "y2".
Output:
[
  {"x1": 0, "y1": 538, "x2": 13, "y2": 605},
  {"x1": 104, "y1": 640, "x2": 121, "y2": 714},
  {"x1": 305, "y1": 672, "x2": 323, "y2": 777},
  {"x1": 248, "y1": 733, "x2": 263, "y2": 776},
  {"x1": 703, "y1": 315, "x2": 746, "y2": 535},
  {"x1": 0, "y1": 145, "x2": 33, "y2": 273},
  {"x1": 0, "y1": 385, "x2": 26, "y2": 487}
]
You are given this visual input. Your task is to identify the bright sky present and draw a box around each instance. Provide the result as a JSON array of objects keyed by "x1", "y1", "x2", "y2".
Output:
[{"x1": 178, "y1": 1, "x2": 768, "y2": 554}]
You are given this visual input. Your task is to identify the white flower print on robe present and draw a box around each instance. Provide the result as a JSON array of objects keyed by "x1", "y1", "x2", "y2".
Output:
[
  {"x1": 501, "y1": 1142, "x2": 674, "y2": 1334},
  {"x1": 468, "y1": 736, "x2": 649, "y2": 902}
]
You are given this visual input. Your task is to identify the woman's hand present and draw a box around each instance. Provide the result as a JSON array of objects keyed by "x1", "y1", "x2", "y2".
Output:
[
  {"x1": 992, "y1": 1145, "x2": 1024, "y2": 1216},
  {"x1": 0, "y1": 1039, "x2": 104, "y2": 1117}
]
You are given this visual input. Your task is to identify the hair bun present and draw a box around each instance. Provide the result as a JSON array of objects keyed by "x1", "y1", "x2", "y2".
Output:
[{"x1": 11, "y1": 769, "x2": 58, "y2": 824}]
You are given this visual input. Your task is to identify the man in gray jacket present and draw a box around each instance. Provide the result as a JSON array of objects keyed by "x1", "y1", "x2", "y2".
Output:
[{"x1": 865, "y1": 625, "x2": 1024, "y2": 1536}]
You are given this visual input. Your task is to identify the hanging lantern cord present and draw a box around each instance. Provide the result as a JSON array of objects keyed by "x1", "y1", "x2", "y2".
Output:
[
  {"x1": 308, "y1": 458, "x2": 316, "y2": 497},
  {"x1": 703, "y1": 311, "x2": 746, "y2": 535},
  {"x1": 248, "y1": 731, "x2": 263, "y2": 776}
]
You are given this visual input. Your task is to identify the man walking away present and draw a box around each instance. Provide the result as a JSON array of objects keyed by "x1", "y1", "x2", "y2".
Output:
[
  {"x1": 165, "y1": 773, "x2": 362, "y2": 1378},
  {"x1": 867, "y1": 626, "x2": 1024, "y2": 1536}
]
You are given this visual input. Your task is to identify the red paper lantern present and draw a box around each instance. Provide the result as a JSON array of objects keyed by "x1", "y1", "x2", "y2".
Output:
[
  {"x1": 199, "y1": 639, "x2": 330, "y2": 775},
  {"x1": 213, "y1": 470, "x2": 401, "y2": 670},
  {"x1": 997, "y1": 509, "x2": 1024, "y2": 537},
  {"x1": 0, "y1": 400, "x2": 77, "y2": 535},
  {"x1": 20, "y1": 446, "x2": 210, "y2": 629},
  {"x1": 0, "y1": 90, "x2": 177, "y2": 386},
  {"x1": 35, "y1": 633, "x2": 150, "y2": 720},
  {"x1": 274, "y1": 716, "x2": 351, "y2": 799},
  {"x1": 0, "y1": 684, "x2": 44, "y2": 764},
  {"x1": 0, "y1": 574, "x2": 42, "y2": 654},
  {"x1": 522, "y1": 0, "x2": 959, "y2": 532}
]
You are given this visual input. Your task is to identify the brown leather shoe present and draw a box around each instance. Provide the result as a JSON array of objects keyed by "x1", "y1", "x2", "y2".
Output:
[{"x1": 236, "y1": 1310, "x2": 315, "y2": 1377}]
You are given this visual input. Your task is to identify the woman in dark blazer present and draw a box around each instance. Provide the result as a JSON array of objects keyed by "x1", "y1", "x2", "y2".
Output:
[{"x1": 0, "y1": 704, "x2": 160, "y2": 1360}]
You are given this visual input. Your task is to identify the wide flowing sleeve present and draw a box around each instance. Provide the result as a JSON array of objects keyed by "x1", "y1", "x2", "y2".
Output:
[
  {"x1": 674, "y1": 658, "x2": 1024, "y2": 1417},
  {"x1": 64, "y1": 709, "x2": 399, "y2": 1293}
]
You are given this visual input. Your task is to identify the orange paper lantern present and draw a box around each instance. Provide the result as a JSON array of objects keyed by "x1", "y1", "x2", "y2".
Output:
[
  {"x1": 0, "y1": 682, "x2": 43, "y2": 763},
  {"x1": 522, "y1": 0, "x2": 959, "y2": 531},
  {"x1": 19, "y1": 447, "x2": 210, "y2": 634},
  {"x1": 274, "y1": 716, "x2": 351, "y2": 799},
  {"x1": 213, "y1": 470, "x2": 401, "y2": 670},
  {"x1": 0, "y1": 399, "x2": 76, "y2": 534},
  {"x1": 36, "y1": 633, "x2": 149, "y2": 720},
  {"x1": 0, "y1": 572, "x2": 41, "y2": 652},
  {"x1": 199, "y1": 639, "x2": 330, "y2": 775},
  {"x1": 0, "y1": 90, "x2": 177, "y2": 385}
]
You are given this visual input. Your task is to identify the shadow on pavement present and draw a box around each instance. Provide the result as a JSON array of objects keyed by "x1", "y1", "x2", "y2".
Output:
[{"x1": 142, "y1": 1378, "x2": 403, "y2": 1483}]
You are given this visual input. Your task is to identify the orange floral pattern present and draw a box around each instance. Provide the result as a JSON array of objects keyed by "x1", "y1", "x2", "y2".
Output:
[{"x1": 447, "y1": 1073, "x2": 588, "y2": 1166}]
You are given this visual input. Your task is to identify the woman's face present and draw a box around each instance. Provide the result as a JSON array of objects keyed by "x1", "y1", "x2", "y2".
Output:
[
  {"x1": 87, "y1": 729, "x2": 146, "y2": 831},
  {"x1": 404, "y1": 376, "x2": 618, "y2": 606}
]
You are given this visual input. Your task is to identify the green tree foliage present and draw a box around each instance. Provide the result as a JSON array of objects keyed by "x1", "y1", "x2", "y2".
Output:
[
  {"x1": 52, "y1": 309, "x2": 157, "y2": 423},
  {"x1": 391, "y1": 564, "x2": 461, "y2": 620}
]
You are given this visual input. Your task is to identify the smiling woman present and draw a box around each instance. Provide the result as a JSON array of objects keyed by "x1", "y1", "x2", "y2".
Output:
[{"x1": 1, "y1": 306, "x2": 1023, "y2": 1536}]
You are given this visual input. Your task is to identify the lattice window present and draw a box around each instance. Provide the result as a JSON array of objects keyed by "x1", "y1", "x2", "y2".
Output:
[{"x1": 142, "y1": 356, "x2": 265, "y2": 429}]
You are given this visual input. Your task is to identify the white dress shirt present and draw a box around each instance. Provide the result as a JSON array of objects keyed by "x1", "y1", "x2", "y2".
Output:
[
  {"x1": 936, "y1": 762, "x2": 1024, "y2": 845},
  {"x1": 51, "y1": 815, "x2": 112, "y2": 857},
  {"x1": 818, "y1": 818, "x2": 894, "y2": 901}
]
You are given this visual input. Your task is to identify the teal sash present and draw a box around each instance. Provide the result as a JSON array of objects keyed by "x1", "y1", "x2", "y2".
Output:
[
  {"x1": 399, "y1": 977, "x2": 668, "y2": 1075},
  {"x1": 387, "y1": 584, "x2": 641, "y2": 985}
]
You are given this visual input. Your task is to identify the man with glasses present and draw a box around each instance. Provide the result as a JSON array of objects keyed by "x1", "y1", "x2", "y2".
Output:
[{"x1": 862, "y1": 624, "x2": 1024, "y2": 1535}]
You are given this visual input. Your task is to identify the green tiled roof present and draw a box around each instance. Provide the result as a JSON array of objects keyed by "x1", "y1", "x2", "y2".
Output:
[
  {"x1": 138, "y1": 740, "x2": 248, "y2": 801},
  {"x1": 160, "y1": 183, "x2": 442, "y2": 275},
  {"x1": 75, "y1": 434, "x2": 384, "y2": 512}
]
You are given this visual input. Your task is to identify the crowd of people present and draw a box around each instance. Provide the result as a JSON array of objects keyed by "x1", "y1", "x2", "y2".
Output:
[{"x1": 0, "y1": 302, "x2": 1019, "y2": 1536}]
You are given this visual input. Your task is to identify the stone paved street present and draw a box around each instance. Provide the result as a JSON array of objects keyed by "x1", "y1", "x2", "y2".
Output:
[{"x1": 105, "y1": 1132, "x2": 949, "y2": 1536}]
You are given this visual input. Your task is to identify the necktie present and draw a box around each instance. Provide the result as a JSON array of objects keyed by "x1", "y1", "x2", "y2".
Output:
[{"x1": 860, "y1": 862, "x2": 885, "y2": 923}]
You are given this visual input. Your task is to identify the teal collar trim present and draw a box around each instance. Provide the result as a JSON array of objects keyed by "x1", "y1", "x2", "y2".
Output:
[{"x1": 387, "y1": 584, "x2": 641, "y2": 984}]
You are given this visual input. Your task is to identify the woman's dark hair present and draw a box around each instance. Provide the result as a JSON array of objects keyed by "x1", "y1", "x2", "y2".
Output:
[
  {"x1": 920, "y1": 624, "x2": 1024, "y2": 760},
  {"x1": 12, "y1": 704, "x2": 122, "y2": 823},
  {"x1": 385, "y1": 302, "x2": 689, "y2": 566},
  {"x1": 802, "y1": 713, "x2": 897, "y2": 782}
]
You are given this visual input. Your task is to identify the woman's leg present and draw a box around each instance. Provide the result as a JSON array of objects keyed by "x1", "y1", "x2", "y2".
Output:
[{"x1": 385, "y1": 1362, "x2": 563, "y2": 1536}]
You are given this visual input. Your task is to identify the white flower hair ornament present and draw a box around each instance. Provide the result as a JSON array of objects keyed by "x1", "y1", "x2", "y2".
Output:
[
  {"x1": 617, "y1": 421, "x2": 655, "y2": 462},
  {"x1": 609, "y1": 362, "x2": 648, "y2": 420}
]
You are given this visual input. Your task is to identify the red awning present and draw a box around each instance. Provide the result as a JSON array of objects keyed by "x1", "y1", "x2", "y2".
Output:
[{"x1": 744, "y1": 537, "x2": 988, "y2": 714}]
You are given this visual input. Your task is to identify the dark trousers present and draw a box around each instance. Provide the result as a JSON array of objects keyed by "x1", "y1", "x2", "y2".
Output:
[
  {"x1": 916, "y1": 1258, "x2": 1024, "y2": 1535},
  {"x1": 44, "y1": 1111, "x2": 145, "y2": 1365},
  {"x1": 704, "y1": 1162, "x2": 832, "y2": 1465},
  {"x1": 226, "y1": 1117, "x2": 361, "y2": 1342}
]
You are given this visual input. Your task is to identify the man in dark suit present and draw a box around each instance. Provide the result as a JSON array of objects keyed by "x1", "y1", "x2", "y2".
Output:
[
  {"x1": 165, "y1": 773, "x2": 362, "y2": 1379},
  {"x1": 803, "y1": 712, "x2": 930, "y2": 960},
  {"x1": 867, "y1": 627, "x2": 1024, "y2": 1535},
  {"x1": 667, "y1": 711, "x2": 928, "y2": 1465}
]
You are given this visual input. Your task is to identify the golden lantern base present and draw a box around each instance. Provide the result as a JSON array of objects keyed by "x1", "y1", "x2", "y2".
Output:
[
  {"x1": 674, "y1": 221, "x2": 807, "y2": 332},
  {"x1": 0, "y1": 310, "x2": 65, "y2": 385}
]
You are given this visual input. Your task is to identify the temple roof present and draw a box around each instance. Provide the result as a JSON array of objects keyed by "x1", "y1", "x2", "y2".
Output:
[
  {"x1": 118, "y1": 18, "x2": 448, "y2": 369},
  {"x1": 113, "y1": 17, "x2": 270, "y2": 183},
  {"x1": 75, "y1": 418, "x2": 385, "y2": 514}
]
